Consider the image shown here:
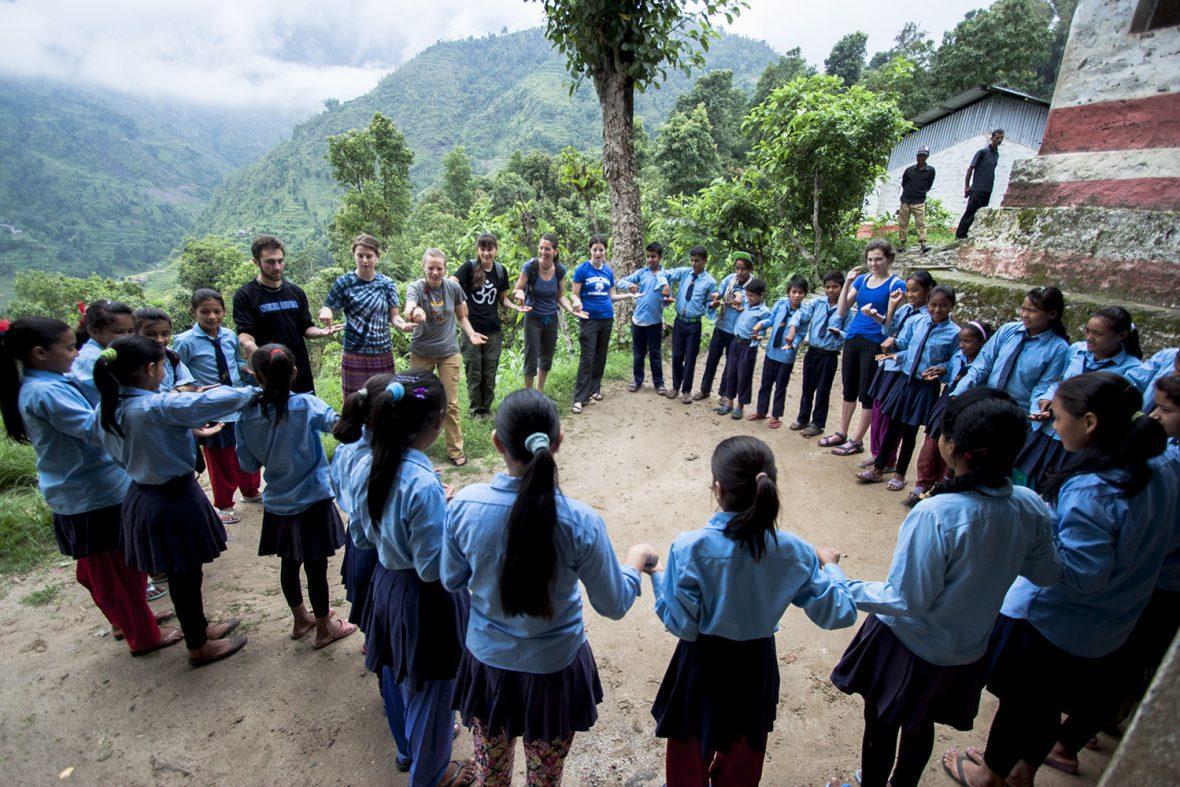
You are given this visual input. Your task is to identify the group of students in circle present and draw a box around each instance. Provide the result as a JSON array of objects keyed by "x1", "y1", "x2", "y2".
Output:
[{"x1": 0, "y1": 227, "x2": 1178, "y2": 787}]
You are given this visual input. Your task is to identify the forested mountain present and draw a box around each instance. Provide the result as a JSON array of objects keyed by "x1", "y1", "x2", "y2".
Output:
[
  {"x1": 0, "y1": 79, "x2": 301, "y2": 287},
  {"x1": 193, "y1": 27, "x2": 777, "y2": 256}
]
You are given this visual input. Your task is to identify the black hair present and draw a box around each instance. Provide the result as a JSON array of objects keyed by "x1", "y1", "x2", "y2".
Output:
[
  {"x1": 961, "y1": 320, "x2": 994, "y2": 344},
  {"x1": 1042, "y1": 372, "x2": 1166, "y2": 502},
  {"x1": 1026, "y1": 286, "x2": 1069, "y2": 341},
  {"x1": 1091, "y1": 306, "x2": 1142, "y2": 360},
  {"x1": 251, "y1": 344, "x2": 295, "y2": 423},
  {"x1": 929, "y1": 387, "x2": 1028, "y2": 498},
  {"x1": 133, "y1": 307, "x2": 172, "y2": 330},
  {"x1": 823, "y1": 270, "x2": 845, "y2": 287},
  {"x1": 495, "y1": 388, "x2": 563, "y2": 618},
  {"x1": 333, "y1": 373, "x2": 395, "y2": 444},
  {"x1": 80, "y1": 299, "x2": 134, "y2": 346},
  {"x1": 588, "y1": 234, "x2": 608, "y2": 250},
  {"x1": 745, "y1": 277, "x2": 767, "y2": 296},
  {"x1": 191, "y1": 288, "x2": 225, "y2": 311},
  {"x1": 365, "y1": 370, "x2": 448, "y2": 527},
  {"x1": 929, "y1": 284, "x2": 957, "y2": 306},
  {"x1": 786, "y1": 275, "x2": 810, "y2": 294},
  {"x1": 1157, "y1": 373, "x2": 1180, "y2": 409},
  {"x1": 645, "y1": 241, "x2": 665, "y2": 257},
  {"x1": 0, "y1": 317, "x2": 73, "y2": 443},
  {"x1": 907, "y1": 269, "x2": 936, "y2": 291},
  {"x1": 688, "y1": 245, "x2": 708, "y2": 259},
  {"x1": 711, "y1": 436, "x2": 780, "y2": 561},
  {"x1": 992, "y1": 128, "x2": 1005, "y2": 136},
  {"x1": 93, "y1": 335, "x2": 165, "y2": 437}
]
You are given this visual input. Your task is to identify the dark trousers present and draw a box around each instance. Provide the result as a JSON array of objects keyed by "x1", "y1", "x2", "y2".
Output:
[
  {"x1": 460, "y1": 330, "x2": 502, "y2": 412},
  {"x1": 280, "y1": 556, "x2": 330, "y2": 618},
  {"x1": 955, "y1": 190, "x2": 992, "y2": 238},
  {"x1": 719, "y1": 342, "x2": 758, "y2": 405},
  {"x1": 631, "y1": 322, "x2": 664, "y2": 388},
  {"x1": 665, "y1": 736, "x2": 765, "y2": 786},
  {"x1": 168, "y1": 569, "x2": 208, "y2": 650},
  {"x1": 756, "y1": 356, "x2": 794, "y2": 418},
  {"x1": 574, "y1": 318, "x2": 613, "y2": 403},
  {"x1": 796, "y1": 348, "x2": 838, "y2": 429},
  {"x1": 874, "y1": 419, "x2": 921, "y2": 475},
  {"x1": 860, "y1": 706, "x2": 934, "y2": 787},
  {"x1": 671, "y1": 317, "x2": 703, "y2": 394},
  {"x1": 698, "y1": 327, "x2": 735, "y2": 395}
]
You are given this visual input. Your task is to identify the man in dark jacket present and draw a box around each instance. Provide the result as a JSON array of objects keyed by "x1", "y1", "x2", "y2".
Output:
[
  {"x1": 898, "y1": 145, "x2": 936, "y2": 253},
  {"x1": 956, "y1": 129, "x2": 1004, "y2": 239}
]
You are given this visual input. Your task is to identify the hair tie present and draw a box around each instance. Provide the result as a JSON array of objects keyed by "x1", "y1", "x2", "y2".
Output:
[
  {"x1": 77, "y1": 301, "x2": 86, "y2": 315},
  {"x1": 0, "y1": 319, "x2": 10, "y2": 334},
  {"x1": 354, "y1": 387, "x2": 369, "y2": 403},
  {"x1": 385, "y1": 381, "x2": 405, "y2": 401},
  {"x1": 1133, "y1": 410, "x2": 1144, "y2": 421},
  {"x1": 969, "y1": 321, "x2": 988, "y2": 341},
  {"x1": 269, "y1": 347, "x2": 285, "y2": 359},
  {"x1": 99, "y1": 347, "x2": 118, "y2": 361},
  {"x1": 755, "y1": 471, "x2": 769, "y2": 482},
  {"x1": 524, "y1": 432, "x2": 551, "y2": 455}
]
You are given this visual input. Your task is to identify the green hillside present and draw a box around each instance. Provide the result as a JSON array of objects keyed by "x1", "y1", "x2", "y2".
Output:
[{"x1": 195, "y1": 27, "x2": 778, "y2": 252}]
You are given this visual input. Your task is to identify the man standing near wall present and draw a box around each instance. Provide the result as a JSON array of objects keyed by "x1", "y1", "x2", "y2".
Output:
[
  {"x1": 956, "y1": 129, "x2": 1004, "y2": 239},
  {"x1": 898, "y1": 145, "x2": 935, "y2": 254}
]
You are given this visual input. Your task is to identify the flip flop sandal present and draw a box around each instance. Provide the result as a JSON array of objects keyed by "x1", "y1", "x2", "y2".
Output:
[
  {"x1": 450, "y1": 455, "x2": 468, "y2": 467},
  {"x1": 768, "y1": 418, "x2": 782, "y2": 429},
  {"x1": 313, "y1": 620, "x2": 358, "y2": 649},
  {"x1": 788, "y1": 422, "x2": 805, "y2": 430},
  {"x1": 130, "y1": 626, "x2": 184, "y2": 656},
  {"x1": 1043, "y1": 753, "x2": 1080, "y2": 775},
  {"x1": 592, "y1": 393, "x2": 604, "y2": 401},
  {"x1": 438, "y1": 759, "x2": 477, "y2": 787},
  {"x1": 832, "y1": 440, "x2": 864, "y2": 456},
  {"x1": 857, "y1": 457, "x2": 876, "y2": 469},
  {"x1": 730, "y1": 409, "x2": 744, "y2": 420},
  {"x1": 903, "y1": 491, "x2": 922, "y2": 507},
  {"x1": 113, "y1": 609, "x2": 176, "y2": 640},
  {"x1": 571, "y1": 402, "x2": 583, "y2": 414},
  {"x1": 886, "y1": 477, "x2": 907, "y2": 491},
  {"x1": 188, "y1": 633, "x2": 247, "y2": 668},
  {"x1": 656, "y1": 387, "x2": 669, "y2": 396},
  {"x1": 801, "y1": 425, "x2": 824, "y2": 438},
  {"x1": 626, "y1": 383, "x2": 640, "y2": 393},
  {"x1": 746, "y1": 413, "x2": 767, "y2": 421},
  {"x1": 217, "y1": 508, "x2": 240, "y2": 524},
  {"x1": 856, "y1": 469, "x2": 885, "y2": 483},
  {"x1": 208, "y1": 618, "x2": 241, "y2": 640},
  {"x1": 817, "y1": 432, "x2": 846, "y2": 448},
  {"x1": 681, "y1": 394, "x2": 693, "y2": 404},
  {"x1": 941, "y1": 750, "x2": 973, "y2": 786},
  {"x1": 691, "y1": 391, "x2": 708, "y2": 401}
]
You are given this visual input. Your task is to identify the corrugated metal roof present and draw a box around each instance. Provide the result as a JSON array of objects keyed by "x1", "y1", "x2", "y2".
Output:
[
  {"x1": 910, "y1": 85, "x2": 1049, "y2": 127},
  {"x1": 887, "y1": 93, "x2": 1049, "y2": 170}
]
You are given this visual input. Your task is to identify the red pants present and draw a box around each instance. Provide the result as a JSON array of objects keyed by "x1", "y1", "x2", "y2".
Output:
[
  {"x1": 915, "y1": 434, "x2": 947, "y2": 490},
  {"x1": 203, "y1": 445, "x2": 260, "y2": 510},
  {"x1": 75, "y1": 551, "x2": 162, "y2": 652},
  {"x1": 666, "y1": 737, "x2": 765, "y2": 786}
]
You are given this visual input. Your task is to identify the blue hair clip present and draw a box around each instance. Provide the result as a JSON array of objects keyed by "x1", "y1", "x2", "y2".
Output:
[{"x1": 385, "y1": 381, "x2": 405, "y2": 401}]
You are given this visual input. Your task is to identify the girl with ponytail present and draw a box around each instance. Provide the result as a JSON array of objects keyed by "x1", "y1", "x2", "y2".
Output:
[
  {"x1": 234, "y1": 344, "x2": 354, "y2": 648},
  {"x1": 71, "y1": 299, "x2": 134, "y2": 405},
  {"x1": 0, "y1": 318, "x2": 181, "y2": 656},
  {"x1": 441, "y1": 388, "x2": 649, "y2": 784},
  {"x1": 351, "y1": 369, "x2": 474, "y2": 786},
  {"x1": 648, "y1": 435, "x2": 855, "y2": 783},
  {"x1": 93, "y1": 334, "x2": 256, "y2": 668},
  {"x1": 951, "y1": 372, "x2": 1175, "y2": 787},
  {"x1": 834, "y1": 387, "x2": 1061, "y2": 787}
]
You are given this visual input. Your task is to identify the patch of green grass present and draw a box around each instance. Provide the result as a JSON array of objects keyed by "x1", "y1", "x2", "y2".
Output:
[
  {"x1": 20, "y1": 582, "x2": 61, "y2": 607},
  {"x1": 0, "y1": 488, "x2": 56, "y2": 576},
  {"x1": 0, "y1": 439, "x2": 38, "y2": 488}
]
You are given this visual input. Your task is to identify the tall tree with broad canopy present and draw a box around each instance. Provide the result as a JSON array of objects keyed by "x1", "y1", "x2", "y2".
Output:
[{"x1": 534, "y1": 0, "x2": 746, "y2": 274}]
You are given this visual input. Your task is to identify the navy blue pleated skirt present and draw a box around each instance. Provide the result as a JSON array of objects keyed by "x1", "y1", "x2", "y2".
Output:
[
  {"x1": 880, "y1": 377, "x2": 942, "y2": 427},
  {"x1": 258, "y1": 498, "x2": 346, "y2": 562},
  {"x1": 341, "y1": 540, "x2": 379, "y2": 629},
  {"x1": 867, "y1": 368, "x2": 901, "y2": 403},
  {"x1": 652, "y1": 635, "x2": 779, "y2": 755},
  {"x1": 53, "y1": 504, "x2": 122, "y2": 559},
  {"x1": 363, "y1": 564, "x2": 469, "y2": 692},
  {"x1": 831, "y1": 615, "x2": 989, "y2": 732},
  {"x1": 454, "y1": 641, "x2": 603, "y2": 742},
  {"x1": 925, "y1": 391, "x2": 952, "y2": 437},
  {"x1": 1013, "y1": 430, "x2": 1069, "y2": 490},
  {"x1": 121, "y1": 474, "x2": 227, "y2": 575}
]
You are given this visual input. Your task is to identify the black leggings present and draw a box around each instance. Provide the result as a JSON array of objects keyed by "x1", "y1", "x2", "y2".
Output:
[
  {"x1": 842, "y1": 336, "x2": 882, "y2": 406},
  {"x1": 874, "y1": 419, "x2": 921, "y2": 475},
  {"x1": 860, "y1": 706, "x2": 934, "y2": 787},
  {"x1": 280, "y1": 557, "x2": 330, "y2": 618},
  {"x1": 168, "y1": 569, "x2": 208, "y2": 650}
]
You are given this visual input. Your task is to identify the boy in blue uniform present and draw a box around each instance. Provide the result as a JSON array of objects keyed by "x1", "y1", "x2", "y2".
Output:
[
  {"x1": 716, "y1": 278, "x2": 769, "y2": 419},
  {"x1": 617, "y1": 242, "x2": 671, "y2": 394},
  {"x1": 695, "y1": 252, "x2": 753, "y2": 401},
  {"x1": 748, "y1": 275, "x2": 809, "y2": 428},
  {"x1": 664, "y1": 246, "x2": 718, "y2": 404},
  {"x1": 786, "y1": 271, "x2": 849, "y2": 437}
]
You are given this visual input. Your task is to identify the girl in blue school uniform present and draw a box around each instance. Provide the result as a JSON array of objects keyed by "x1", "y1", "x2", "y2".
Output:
[
  {"x1": 945, "y1": 372, "x2": 1176, "y2": 787},
  {"x1": 174, "y1": 288, "x2": 260, "y2": 525},
  {"x1": 442, "y1": 388, "x2": 649, "y2": 784},
  {"x1": 1014, "y1": 305, "x2": 1143, "y2": 490},
  {"x1": 1127, "y1": 343, "x2": 1179, "y2": 411},
  {"x1": 235, "y1": 344, "x2": 355, "y2": 649},
  {"x1": 350, "y1": 370, "x2": 474, "y2": 787},
  {"x1": 650, "y1": 435, "x2": 858, "y2": 784},
  {"x1": 856, "y1": 285, "x2": 960, "y2": 491},
  {"x1": 747, "y1": 275, "x2": 809, "y2": 428},
  {"x1": 0, "y1": 318, "x2": 181, "y2": 656},
  {"x1": 71, "y1": 299, "x2": 135, "y2": 405},
  {"x1": 715, "y1": 277, "x2": 771, "y2": 419},
  {"x1": 134, "y1": 307, "x2": 197, "y2": 392},
  {"x1": 949, "y1": 286, "x2": 1071, "y2": 414},
  {"x1": 92, "y1": 335, "x2": 255, "y2": 667},
  {"x1": 832, "y1": 387, "x2": 1062, "y2": 787}
]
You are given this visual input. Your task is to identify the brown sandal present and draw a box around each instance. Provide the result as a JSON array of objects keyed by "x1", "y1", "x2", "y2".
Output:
[{"x1": 130, "y1": 626, "x2": 184, "y2": 656}]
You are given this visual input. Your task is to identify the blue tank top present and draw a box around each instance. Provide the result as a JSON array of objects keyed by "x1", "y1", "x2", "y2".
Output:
[
  {"x1": 529, "y1": 270, "x2": 559, "y2": 317},
  {"x1": 846, "y1": 273, "x2": 905, "y2": 344}
]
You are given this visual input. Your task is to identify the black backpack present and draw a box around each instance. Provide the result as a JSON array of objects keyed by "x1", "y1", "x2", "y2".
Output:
[{"x1": 524, "y1": 258, "x2": 565, "y2": 294}]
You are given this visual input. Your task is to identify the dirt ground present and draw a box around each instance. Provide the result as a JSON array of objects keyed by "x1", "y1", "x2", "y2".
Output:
[{"x1": 0, "y1": 356, "x2": 1113, "y2": 786}]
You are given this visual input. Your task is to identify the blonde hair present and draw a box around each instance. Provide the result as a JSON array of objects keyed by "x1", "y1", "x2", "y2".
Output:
[{"x1": 422, "y1": 248, "x2": 446, "y2": 265}]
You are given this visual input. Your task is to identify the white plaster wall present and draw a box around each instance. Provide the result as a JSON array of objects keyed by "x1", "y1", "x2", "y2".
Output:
[
  {"x1": 1053, "y1": 0, "x2": 1180, "y2": 108},
  {"x1": 868, "y1": 136, "x2": 1038, "y2": 219}
]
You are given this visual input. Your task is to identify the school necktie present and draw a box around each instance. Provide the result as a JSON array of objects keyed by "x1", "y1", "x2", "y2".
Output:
[
  {"x1": 772, "y1": 311, "x2": 790, "y2": 349},
  {"x1": 207, "y1": 334, "x2": 231, "y2": 385},
  {"x1": 822, "y1": 306, "x2": 837, "y2": 334},
  {"x1": 995, "y1": 333, "x2": 1031, "y2": 391},
  {"x1": 682, "y1": 272, "x2": 698, "y2": 316},
  {"x1": 908, "y1": 324, "x2": 934, "y2": 378}
]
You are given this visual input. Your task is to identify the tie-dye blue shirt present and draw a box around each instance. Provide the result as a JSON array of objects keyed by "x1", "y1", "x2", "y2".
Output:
[{"x1": 324, "y1": 272, "x2": 401, "y2": 355}]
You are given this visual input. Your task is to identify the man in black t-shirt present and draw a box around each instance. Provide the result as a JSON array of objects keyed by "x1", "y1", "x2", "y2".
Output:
[
  {"x1": 898, "y1": 145, "x2": 936, "y2": 254},
  {"x1": 956, "y1": 129, "x2": 1004, "y2": 239},
  {"x1": 233, "y1": 235, "x2": 340, "y2": 393}
]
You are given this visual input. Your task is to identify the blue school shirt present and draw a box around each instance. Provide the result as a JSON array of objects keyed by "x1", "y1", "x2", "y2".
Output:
[
  {"x1": 790, "y1": 297, "x2": 849, "y2": 352},
  {"x1": 665, "y1": 267, "x2": 718, "y2": 322},
  {"x1": 845, "y1": 274, "x2": 906, "y2": 344},
  {"x1": 96, "y1": 385, "x2": 256, "y2": 484},
  {"x1": 1033, "y1": 342, "x2": 1140, "y2": 440},
  {"x1": 162, "y1": 355, "x2": 196, "y2": 391},
  {"x1": 329, "y1": 434, "x2": 371, "y2": 520},
  {"x1": 351, "y1": 448, "x2": 447, "y2": 580},
  {"x1": 1160, "y1": 441, "x2": 1180, "y2": 592},
  {"x1": 880, "y1": 304, "x2": 929, "y2": 373},
  {"x1": 572, "y1": 261, "x2": 616, "y2": 320},
  {"x1": 950, "y1": 321, "x2": 1070, "y2": 413},
  {"x1": 234, "y1": 394, "x2": 339, "y2": 515},
  {"x1": 616, "y1": 267, "x2": 670, "y2": 327},
  {"x1": 650, "y1": 511, "x2": 857, "y2": 642},
  {"x1": 18, "y1": 370, "x2": 130, "y2": 515},
  {"x1": 891, "y1": 315, "x2": 960, "y2": 378},
  {"x1": 1001, "y1": 460, "x2": 1178, "y2": 658},
  {"x1": 441, "y1": 474, "x2": 642, "y2": 674},
  {"x1": 174, "y1": 326, "x2": 245, "y2": 387},
  {"x1": 712, "y1": 273, "x2": 749, "y2": 334},
  {"x1": 940, "y1": 350, "x2": 972, "y2": 385},
  {"x1": 733, "y1": 302, "x2": 771, "y2": 344},
  {"x1": 70, "y1": 338, "x2": 103, "y2": 406},
  {"x1": 757, "y1": 298, "x2": 800, "y2": 364},
  {"x1": 1128, "y1": 347, "x2": 1179, "y2": 411},
  {"x1": 846, "y1": 484, "x2": 1060, "y2": 666}
]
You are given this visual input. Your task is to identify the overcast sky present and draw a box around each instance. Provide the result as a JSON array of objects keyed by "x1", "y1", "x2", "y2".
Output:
[{"x1": 0, "y1": 0, "x2": 991, "y2": 113}]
